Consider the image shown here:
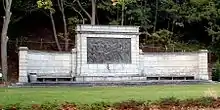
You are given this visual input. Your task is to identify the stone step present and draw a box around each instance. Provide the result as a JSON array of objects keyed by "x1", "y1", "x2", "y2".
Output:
[{"x1": 10, "y1": 80, "x2": 214, "y2": 87}]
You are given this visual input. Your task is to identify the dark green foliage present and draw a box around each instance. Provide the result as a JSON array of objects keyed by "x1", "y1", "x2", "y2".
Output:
[
  {"x1": 197, "y1": 97, "x2": 215, "y2": 107},
  {"x1": 40, "y1": 102, "x2": 59, "y2": 110},
  {"x1": 212, "y1": 61, "x2": 220, "y2": 81},
  {"x1": 5, "y1": 0, "x2": 220, "y2": 51},
  {"x1": 4, "y1": 0, "x2": 220, "y2": 80},
  {"x1": 155, "y1": 97, "x2": 180, "y2": 106},
  {"x1": 2, "y1": 103, "x2": 23, "y2": 110},
  {"x1": 0, "y1": 97, "x2": 220, "y2": 110},
  {"x1": 113, "y1": 100, "x2": 146, "y2": 109},
  {"x1": 5, "y1": 0, "x2": 220, "y2": 52},
  {"x1": 183, "y1": 97, "x2": 215, "y2": 107},
  {"x1": 79, "y1": 102, "x2": 110, "y2": 110}
]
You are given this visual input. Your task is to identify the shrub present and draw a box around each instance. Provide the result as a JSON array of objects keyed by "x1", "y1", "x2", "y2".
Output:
[
  {"x1": 59, "y1": 102, "x2": 77, "y2": 110},
  {"x1": 78, "y1": 102, "x2": 110, "y2": 110},
  {"x1": 40, "y1": 102, "x2": 59, "y2": 110},
  {"x1": 0, "y1": 97, "x2": 220, "y2": 110},
  {"x1": 113, "y1": 100, "x2": 146, "y2": 110},
  {"x1": 154, "y1": 97, "x2": 180, "y2": 106},
  {"x1": 212, "y1": 61, "x2": 220, "y2": 81},
  {"x1": 2, "y1": 103, "x2": 24, "y2": 110},
  {"x1": 196, "y1": 97, "x2": 215, "y2": 107},
  {"x1": 181, "y1": 97, "x2": 215, "y2": 108}
]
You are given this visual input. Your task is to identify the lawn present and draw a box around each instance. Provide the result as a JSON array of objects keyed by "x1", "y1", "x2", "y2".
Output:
[{"x1": 0, "y1": 84, "x2": 220, "y2": 105}]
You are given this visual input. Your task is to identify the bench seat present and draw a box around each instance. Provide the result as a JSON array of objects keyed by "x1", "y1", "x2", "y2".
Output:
[{"x1": 28, "y1": 73, "x2": 76, "y2": 83}]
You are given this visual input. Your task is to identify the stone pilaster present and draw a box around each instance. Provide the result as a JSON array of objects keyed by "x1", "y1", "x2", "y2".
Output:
[
  {"x1": 71, "y1": 48, "x2": 77, "y2": 77},
  {"x1": 76, "y1": 32, "x2": 82, "y2": 76},
  {"x1": 18, "y1": 47, "x2": 29, "y2": 83},
  {"x1": 197, "y1": 50, "x2": 209, "y2": 80},
  {"x1": 139, "y1": 49, "x2": 145, "y2": 75}
]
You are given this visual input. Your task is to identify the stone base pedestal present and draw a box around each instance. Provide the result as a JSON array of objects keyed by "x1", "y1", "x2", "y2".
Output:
[{"x1": 75, "y1": 76, "x2": 147, "y2": 82}]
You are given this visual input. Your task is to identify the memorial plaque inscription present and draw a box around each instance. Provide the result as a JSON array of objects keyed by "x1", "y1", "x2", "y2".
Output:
[{"x1": 87, "y1": 37, "x2": 131, "y2": 64}]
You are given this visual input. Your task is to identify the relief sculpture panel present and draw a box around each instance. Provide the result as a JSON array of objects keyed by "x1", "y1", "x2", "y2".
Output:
[{"x1": 87, "y1": 37, "x2": 131, "y2": 64}]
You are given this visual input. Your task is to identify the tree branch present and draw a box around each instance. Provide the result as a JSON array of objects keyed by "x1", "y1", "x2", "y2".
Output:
[
  {"x1": 11, "y1": 16, "x2": 24, "y2": 24},
  {"x1": 57, "y1": 0, "x2": 62, "y2": 11},
  {"x1": 5, "y1": 0, "x2": 8, "y2": 8},
  {"x1": 2, "y1": 0, "x2": 6, "y2": 11},
  {"x1": 77, "y1": 0, "x2": 92, "y2": 22},
  {"x1": 9, "y1": 0, "x2": 12, "y2": 8},
  {"x1": 100, "y1": 0, "x2": 110, "y2": 6},
  {"x1": 65, "y1": 3, "x2": 85, "y2": 24}
]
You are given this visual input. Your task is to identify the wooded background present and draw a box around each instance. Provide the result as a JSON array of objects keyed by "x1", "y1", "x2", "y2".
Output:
[{"x1": 0, "y1": 0, "x2": 219, "y2": 82}]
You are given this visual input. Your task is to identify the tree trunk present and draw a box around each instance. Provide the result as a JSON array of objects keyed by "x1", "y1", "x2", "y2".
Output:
[
  {"x1": 50, "y1": 11, "x2": 62, "y2": 51},
  {"x1": 1, "y1": 0, "x2": 12, "y2": 83},
  {"x1": 171, "y1": 20, "x2": 175, "y2": 37},
  {"x1": 61, "y1": 5, "x2": 69, "y2": 51},
  {"x1": 117, "y1": 7, "x2": 119, "y2": 22},
  {"x1": 153, "y1": 0, "x2": 158, "y2": 32},
  {"x1": 96, "y1": 9, "x2": 99, "y2": 24},
  {"x1": 91, "y1": 0, "x2": 96, "y2": 25},
  {"x1": 121, "y1": 3, "x2": 125, "y2": 26},
  {"x1": 58, "y1": 0, "x2": 69, "y2": 51}
]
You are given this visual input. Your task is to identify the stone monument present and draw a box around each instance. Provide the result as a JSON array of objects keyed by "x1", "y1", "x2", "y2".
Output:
[
  {"x1": 17, "y1": 25, "x2": 209, "y2": 83},
  {"x1": 75, "y1": 25, "x2": 141, "y2": 81}
]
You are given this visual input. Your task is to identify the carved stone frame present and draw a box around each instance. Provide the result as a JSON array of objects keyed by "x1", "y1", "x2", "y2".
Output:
[{"x1": 76, "y1": 25, "x2": 140, "y2": 76}]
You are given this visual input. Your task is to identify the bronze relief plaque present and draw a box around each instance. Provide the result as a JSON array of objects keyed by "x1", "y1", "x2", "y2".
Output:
[{"x1": 87, "y1": 37, "x2": 131, "y2": 64}]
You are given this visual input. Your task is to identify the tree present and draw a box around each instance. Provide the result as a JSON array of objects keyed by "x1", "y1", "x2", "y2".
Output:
[
  {"x1": 37, "y1": 0, "x2": 62, "y2": 51},
  {"x1": 64, "y1": 0, "x2": 85, "y2": 24},
  {"x1": 57, "y1": 0, "x2": 69, "y2": 51},
  {"x1": 111, "y1": 0, "x2": 136, "y2": 25},
  {"x1": 1, "y1": 0, "x2": 12, "y2": 83},
  {"x1": 49, "y1": 11, "x2": 62, "y2": 51},
  {"x1": 76, "y1": 0, "x2": 96, "y2": 25},
  {"x1": 37, "y1": 0, "x2": 97, "y2": 51}
]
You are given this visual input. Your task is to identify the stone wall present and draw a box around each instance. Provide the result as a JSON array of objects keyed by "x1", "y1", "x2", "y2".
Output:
[
  {"x1": 140, "y1": 50, "x2": 208, "y2": 80},
  {"x1": 18, "y1": 25, "x2": 209, "y2": 83},
  {"x1": 18, "y1": 47, "x2": 76, "y2": 83},
  {"x1": 18, "y1": 47, "x2": 209, "y2": 83}
]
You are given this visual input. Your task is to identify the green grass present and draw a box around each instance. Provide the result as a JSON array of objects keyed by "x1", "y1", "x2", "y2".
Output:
[{"x1": 0, "y1": 84, "x2": 220, "y2": 105}]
